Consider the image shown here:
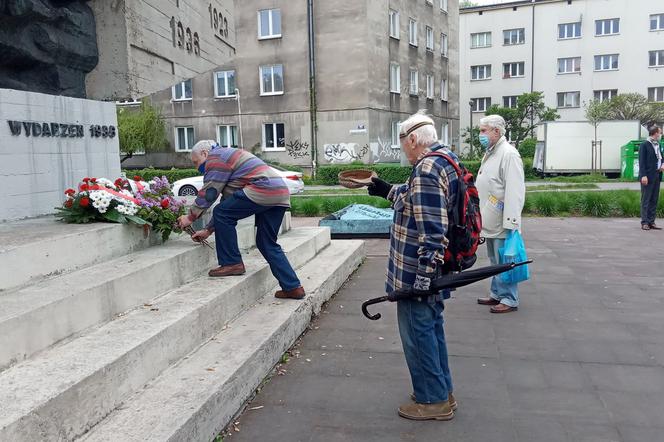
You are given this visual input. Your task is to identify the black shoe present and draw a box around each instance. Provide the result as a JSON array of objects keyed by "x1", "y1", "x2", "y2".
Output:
[{"x1": 649, "y1": 223, "x2": 662, "y2": 230}]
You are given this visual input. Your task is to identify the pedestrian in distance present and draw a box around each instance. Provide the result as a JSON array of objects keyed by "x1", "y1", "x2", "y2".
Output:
[{"x1": 639, "y1": 125, "x2": 663, "y2": 230}]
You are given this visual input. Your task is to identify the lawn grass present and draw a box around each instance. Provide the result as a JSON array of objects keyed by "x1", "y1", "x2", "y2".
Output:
[{"x1": 526, "y1": 183, "x2": 599, "y2": 192}]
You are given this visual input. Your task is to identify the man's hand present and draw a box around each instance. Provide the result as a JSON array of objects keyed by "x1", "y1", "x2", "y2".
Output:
[
  {"x1": 367, "y1": 177, "x2": 392, "y2": 199},
  {"x1": 641, "y1": 176, "x2": 649, "y2": 186},
  {"x1": 191, "y1": 229, "x2": 211, "y2": 243},
  {"x1": 177, "y1": 215, "x2": 193, "y2": 229}
]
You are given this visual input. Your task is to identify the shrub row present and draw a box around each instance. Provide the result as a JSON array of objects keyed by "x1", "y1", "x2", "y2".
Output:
[{"x1": 123, "y1": 168, "x2": 199, "y2": 183}]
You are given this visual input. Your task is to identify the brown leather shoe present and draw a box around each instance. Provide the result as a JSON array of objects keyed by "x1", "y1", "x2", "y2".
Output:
[
  {"x1": 642, "y1": 224, "x2": 651, "y2": 231},
  {"x1": 410, "y1": 392, "x2": 457, "y2": 410},
  {"x1": 477, "y1": 297, "x2": 500, "y2": 306},
  {"x1": 208, "y1": 263, "x2": 246, "y2": 277},
  {"x1": 649, "y1": 223, "x2": 662, "y2": 230},
  {"x1": 275, "y1": 286, "x2": 306, "y2": 299},
  {"x1": 490, "y1": 303, "x2": 518, "y2": 313},
  {"x1": 398, "y1": 401, "x2": 454, "y2": 421}
]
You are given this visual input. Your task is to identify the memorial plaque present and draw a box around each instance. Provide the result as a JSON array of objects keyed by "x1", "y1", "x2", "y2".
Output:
[{"x1": 319, "y1": 204, "x2": 393, "y2": 238}]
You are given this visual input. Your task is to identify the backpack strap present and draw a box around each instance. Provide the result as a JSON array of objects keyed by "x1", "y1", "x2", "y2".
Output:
[{"x1": 422, "y1": 150, "x2": 466, "y2": 228}]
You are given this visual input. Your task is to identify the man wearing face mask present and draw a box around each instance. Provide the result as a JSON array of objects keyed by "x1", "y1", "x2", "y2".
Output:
[
  {"x1": 474, "y1": 115, "x2": 525, "y2": 313},
  {"x1": 176, "y1": 140, "x2": 304, "y2": 299},
  {"x1": 638, "y1": 125, "x2": 663, "y2": 231}
]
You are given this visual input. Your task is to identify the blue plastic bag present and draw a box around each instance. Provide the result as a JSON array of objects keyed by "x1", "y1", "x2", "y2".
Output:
[{"x1": 499, "y1": 230, "x2": 530, "y2": 284}]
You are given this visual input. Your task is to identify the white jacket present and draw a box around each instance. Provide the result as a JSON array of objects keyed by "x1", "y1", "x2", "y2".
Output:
[{"x1": 475, "y1": 137, "x2": 525, "y2": 239}]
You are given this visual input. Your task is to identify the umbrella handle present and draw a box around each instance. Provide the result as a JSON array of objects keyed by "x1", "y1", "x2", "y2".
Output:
[{"x1": 361, "y1": 296, "x2": 389, "y2": 320}]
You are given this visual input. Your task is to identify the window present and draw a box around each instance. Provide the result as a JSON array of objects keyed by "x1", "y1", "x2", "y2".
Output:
[
  {"x1": 471, "y1": 64, "x2": 491, "y2": 81},
  {"x1": 440, "y1": 33, "x2": 449, "y2": 57},
  {"x1": 259, "y1": 64, "x2": 284, "y2": 95},
  {"x1": 440, "y1": 0, "x2": 448, "y2": 12},
  {"x1": 426, "y1": 75, "x2": 434, "y2": 99},
  {"x1": 214, "y1": 71, "x2": 236, "y2": 97},
  {"x1": 389, "y1": 10, "x2": 400, "y2": 39},
  {"x1": 175, "y1": 127, "x2": 195, "y2": 151},
  {"x1": 172, "y1": 79, "x2": 192, "y2": 101},
  {"x1": 595, "y1": 18, "x2": 619, "y2": 36},
  {"x1": 649, "y1": 50, "x2": 664, "y2": 67},
  {"x1": 503, "y1": 28, "x2": 525, "y2": 45},
  {"x1": 651, "y1": 14, "x2": 664, "y2": 31},
  {"x1": 558, "y1": 57, "x2": 581, "y2": 74},
  {"x1": 262, "y1": 123, "x2": 285, "y2": 149},
  {"x1": 218, "y1": 125, "x2": 238, "y2": 148},
  {"x1": 648, "y1": 87, "x2": 664, "y2": 102},
  {"x1": 390, "y1": 63, "x2": 401, "y2": 93},
  {"x1": 441, "y1": 78, "x2": 449, "y2": 101},
  {"x1": 503, "y1": 95, "x2": 519, "y2": 108},
  {"x1": 503, "y1": 62, "x2": 525, "y2": 78},
  {"x1": 426, "y1": 26, "x2": 434, "y2": 51},
  {"x1": 409, "y1": 69, "x2": 419, "y2": 95},
  {"x1": 441, "y1": 121, "x2": 449, "y2": 145},
  {"x1": 426, "y1": 0, "x2": 433, "y2": 5},
  {"x1": 471, "y1": 32, "x2": 491, "y2": 48},
  {"x1": 558, "y1": 22, "x2": 581, "y2": 39},
  {"x1": 471, "y1": 97, "x2": 491, "y2": 112},
  {"x1": 258, "y1": 9, "x2": 281, "y2": 39},
  {"x1": 409, "y1": 19, "x2": 418, "y2": 46},
  {"x1": 594, "y1": 54, "x2": 619, "y2": 71},
  {"x1": 557, "y1": 91, "x2": 581, "y2": 108},
  {"x1": 391, "y1": 121, "x2": 401, "y2": 147},
  {"x1": 593, "y1": 89, "x2": 618, "y2": 102}
]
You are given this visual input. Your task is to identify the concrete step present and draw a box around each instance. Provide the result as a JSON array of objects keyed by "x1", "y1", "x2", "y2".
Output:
[
  {"x1": 0, "y1": 227, "x2": 330, "y2": 442},
  {"x1": 0, "y1": 214, "x2": 291, "y2": 371},
  {"x1": 80, "y1": 239, "x2": 365, "y2": 442}
]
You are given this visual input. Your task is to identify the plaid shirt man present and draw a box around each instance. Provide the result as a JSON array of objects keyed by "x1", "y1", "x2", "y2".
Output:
[{"x1": 386, "y1": 144, "x2": 460, "y2": 296}]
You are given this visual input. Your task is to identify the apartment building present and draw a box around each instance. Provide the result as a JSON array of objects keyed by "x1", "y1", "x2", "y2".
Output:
[
  {"x1": 459, "y1": 0, "x2": 664, "y2": 149},
  {"x1": 123, "y1": 0, "x2": 460, "y2": 171}
]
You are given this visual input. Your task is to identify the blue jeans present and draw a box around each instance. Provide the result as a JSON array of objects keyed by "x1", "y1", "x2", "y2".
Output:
[
  {"x1": 397, "y1": 298, "x2": 452, "y2": 404},
  {"x1": 486, "y1": 238, "x2": 519, "y2": 307},
  {"x1": 212, "y1": 191, "x2": 301, "y2": 291}
]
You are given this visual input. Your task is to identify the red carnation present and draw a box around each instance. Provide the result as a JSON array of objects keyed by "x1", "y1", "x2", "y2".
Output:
[
  {"x1": 160, "y1": 198, "x2": 170, "y2": 209},
  {"x1": 79, "y1": 183, "x2": 89, "y2": 192},
  {"x1": 65, "y1": 200, "x2": 73, "y2": 208},
  {"x1": 114, "y1": 178, "x2": 124, "y2": 187},
  {"x1": 83, "y1": 177, "x2": 90, "y2": 182},
  {"x1": 65, "y1": 188, "x2": 75, "y2": 196},
  {"x1": 79, "y1": 197, "x2": 90, "y2": 208},
  {"x1": 90, "y1": 178, "x2": 97, "y2": 183},
  {"x1": 134, "y1": 175, "x2": 142, "y2": 182}
]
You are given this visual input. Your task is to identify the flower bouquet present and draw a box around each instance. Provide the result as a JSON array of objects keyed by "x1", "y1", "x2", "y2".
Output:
[
  {"x1": 132, "y1": 175, "x2": 187, "y2": 242},
  {"x1": 55, "y1": 177, "x2": 149, "y2": 226}
]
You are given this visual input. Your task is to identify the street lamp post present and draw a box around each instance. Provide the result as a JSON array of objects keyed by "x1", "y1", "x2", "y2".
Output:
[{"x1": 469, "y1": 100, "x2": 474, "y2": 153}]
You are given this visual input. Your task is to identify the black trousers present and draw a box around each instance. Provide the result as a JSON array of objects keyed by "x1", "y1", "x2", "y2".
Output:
[{"x1": 641, "y1": 174, "x2": 661, "y2": 225}]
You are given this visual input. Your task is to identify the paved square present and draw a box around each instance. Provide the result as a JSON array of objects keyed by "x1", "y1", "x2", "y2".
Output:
[{"x1": 229, "y1": 218, "x2": 664, "y2": 442}]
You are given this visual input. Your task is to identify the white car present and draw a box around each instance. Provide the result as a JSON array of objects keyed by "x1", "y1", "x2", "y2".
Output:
[{"x1": 172, "y1": 165, "x2": 305, "y2": 197}]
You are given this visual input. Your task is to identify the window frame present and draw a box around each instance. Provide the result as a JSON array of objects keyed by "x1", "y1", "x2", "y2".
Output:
[
  {"x1": 257, "y1": 9, "x2": 282, "y2": 40},
  {"x1": 259, "y1": 64, "x2": 284, "y2": 96},
  {"x1": 441, "y1": 121, "x2": 450, "y2": 145},
  {"x1": 409, "y1": 18, "x2": 418, "y2": 46},
  {"x1": 593, "y1": 89, "x2": 618, "y2": 102},
  {"x1": 441, "y1": 78, "x2": 449, "y2": 101},
  {"x1": 426, "y1": 74, "x2": 434, "y2": 99},
  {"x1": 650, "y1": 13, "x2": 664, "y2": 31},
  {"x1": 389, "y1": 9, "x2": 400, "y2": 39},
  {"x1": 503, "y1": 28, "x2": 525, "y2": 46},
  {"x1": 471, "y1": 32, "x2": 492, "y2": 48},
  {"x1": 171, "y1": 79, "x2": 193, "y2": 101},
  {"x1": 649, "y1": 50, "x2": 664, "y2": 68},
  {"x1": 648, "y1": 87, "x2": 664, "y2": 103},
  {"x1": 557, "y1": 57, "x2": 582, "y2": 74},
  {"x1": 262, "y1": 122, "x2": 286, "y2": 151},
  {"x1": 174, "y1": 126, "x2": 195, "y2": 152},
  {"x1": 213, "y1": 70, "x2": 236, "y2": 98},
  {"x1": 557, "y1": 91, "x2": 581, "y2": 108},
  {"x1": 558, "y1": 22, "x2": 582, "y2": 40},
  {"x1": 390, "y1": 62, "x2": 401, "y2": 94},
  {"x1": 217, "y1": 125, "x2": 238, "y2": 148},
  {"x1": 426, "y1": 26, "x2": 434, "y2": 51},
  {"x1": 595, "y1": 18, "x2": 620, "y2": 36},
  {"x1": 471, "y1": 97, "x2": 491, "y2": 113},
  {"x1": 440, "y1": 33, "x2": 449, "y2": 57},
  {"x1": 503, "y1": 95, "x2": 519, "y2": 108},
  {"x1": 503, "y1": 61, "x2": 525, "y2": 78},
  {"x1": 471, "y1": 64, "x2": 492, "y2": 81},
  {"x1": 440, "y1": 0, "x2": 448, "y2": 13},
  {"x1": 409, "y1": 69, "x2": 419, "y2": 96},
  {"x1": 391, "y1": 121, "x2": 402, "y2": 148},
  {"x1": 594, "y1": 54, "x2": 619, "y2": 71}
]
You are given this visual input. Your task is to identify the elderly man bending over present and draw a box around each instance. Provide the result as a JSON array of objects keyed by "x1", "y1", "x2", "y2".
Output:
[
  {"x1": 475, "y1": 115, "x2": 525, "y2": 313},
  {"x1": 177, "y1": 140, "x2": 304, "y2": 300},
  {"x1": 368, "y1": 112, "x2": 459, "y2": 421}
]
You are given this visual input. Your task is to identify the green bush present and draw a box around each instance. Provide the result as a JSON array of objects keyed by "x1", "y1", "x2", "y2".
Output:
[
  {"x1": 579, "y1": 192, "x2": 612, "y2": 217},
  {"x1": 658, "y1": 196, "x2": 664, "y2": 218},
  {"x1": 531, "y1": 193, "x2": 558, "y2": 216},
  {"x1": 300, "y1": 200, "x2": 321, "y2": 217},
  {"x1": 554, "y1": 192, "x2": 576, "y2": 214},
  {"x1": 618, "y1": 194, "x2": 641, "y2": 217},
  {"x1": 124, "y1": 168, "x2": 200, "y2": 183},
  {"x1": 518, "y1": 138, "x2": 537, "y2": 160},
  {"x1": 316, "y1": 164, "x2": 413, "y2": 185}
]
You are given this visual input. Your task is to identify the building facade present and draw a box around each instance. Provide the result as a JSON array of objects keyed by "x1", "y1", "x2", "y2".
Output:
[
  {"x1": 123, "y1": 0, "x2": 460, "y2": 171},
  {"x1": 459, "y1": 0, "x2": 664, "y2": 149}
]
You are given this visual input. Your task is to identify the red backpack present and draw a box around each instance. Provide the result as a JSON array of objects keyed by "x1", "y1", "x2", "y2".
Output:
[{"x1": 426, "y1": 151, "x2": 483, "y2": 271}]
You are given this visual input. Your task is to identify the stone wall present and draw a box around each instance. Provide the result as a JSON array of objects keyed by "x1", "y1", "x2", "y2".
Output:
[{"x1": 0, "y1": 88, "x2": 120, "y2": 221}]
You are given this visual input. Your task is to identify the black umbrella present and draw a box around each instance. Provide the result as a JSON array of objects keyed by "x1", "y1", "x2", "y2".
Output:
[{"x1": 361, "y1": 260, "x2": 532, "y2": 320}]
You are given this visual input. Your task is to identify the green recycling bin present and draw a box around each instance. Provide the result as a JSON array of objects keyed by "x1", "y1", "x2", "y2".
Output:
[{"x1": 621, "y1": 140, "x2": 642, "y2": 180}]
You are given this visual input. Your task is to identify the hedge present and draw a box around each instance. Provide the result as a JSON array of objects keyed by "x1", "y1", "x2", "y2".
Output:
[{"x1": 123, "y1": 168, "x2": 199, "y2": 183}]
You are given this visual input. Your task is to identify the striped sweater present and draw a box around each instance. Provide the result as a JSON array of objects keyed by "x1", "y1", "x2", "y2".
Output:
[{"x1": 188, "y1": 147, "x2": 290, "y2": 222}]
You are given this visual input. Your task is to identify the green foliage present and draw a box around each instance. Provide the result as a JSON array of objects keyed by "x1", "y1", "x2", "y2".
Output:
[
  {"x1": 606, "y1": 93, "x2": 664, "y2": 127},
  {"x1": 123, "y1": 168, "x2": 200, "y2": 183},
  {"x1": 617, "y1": 195, "x2": 641, "y2": 218},
  {"x1": 460, "y1": 0, "x2": 478, "y2": 6},
  {"x1": 265, "y1": 161, "x2": 304, "y2": 173},
  {"x1": 548, "y1": 174, "x2": 609, "y2": 183},
  {"x1": 523, "y1": 190, "x2": 642, "y2": 218},
  {"x1": 300, "y1": 200, "x2": 321, "y2": 217},
  {"x1": 461, "y1": 126, "x2": 484, "y2": 160},
  {"x1": 290, "y1": 196, "x2": 391, "y2": 216},
  {"x1": 531, "y1": 193, "x2": 558, "y2": 216},
  {"x1": 117, "y1": 102, "x2": 169, "y2": 161},
  {"x1": 316, "y1": 164, "x2": 413, "y2": 185},
  {"x1": 578, "y1": 192, "x2": 612, "y2": 217},
  {"x1": 658, "y1": 196, "x2": 664, "y2": 218},
  {"x1": 485, "y1": 92, "x2": 560, "y2": 148},
  {"x1": 518, "y1": 138, "x2": 537, "y2": 160}
]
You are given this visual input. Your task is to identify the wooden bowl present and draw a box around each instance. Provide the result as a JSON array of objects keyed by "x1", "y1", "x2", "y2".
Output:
[{"x1": 338, "y1": 169, "x2": 378, "y2": 189}]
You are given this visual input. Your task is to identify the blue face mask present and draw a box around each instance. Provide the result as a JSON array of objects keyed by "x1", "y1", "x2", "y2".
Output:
[
  {"x1": 198, "y1": 161, "x2": 206, "y2": 174},
  {"x1": 479, "y1": 135, "x2": 490, "y2": 149}
]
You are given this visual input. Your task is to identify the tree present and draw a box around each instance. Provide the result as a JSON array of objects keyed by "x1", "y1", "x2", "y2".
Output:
[
  {"x1": 461, "y1": 126, "x2": 483, "y2": 160},
  {"x1": 584, "y1": 99, "x2": 612, "y2": 146},
  {"x1": 117, "y1": 101, "x2": 169, "y2": 163},
  {"x1": 605, "y1": 93, "x2": 664, "y2": 128},
  {"x1": 460, "y1": 0, "x2": 478, "y2": 7},
  {"x1": 485, "y1": 92, "x2": 559, "y2": 149}
]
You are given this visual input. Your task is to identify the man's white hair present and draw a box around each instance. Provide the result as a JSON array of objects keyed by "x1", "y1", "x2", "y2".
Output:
[
  {"x1": 191, "y1": 139, "x2": 217, "y2": 156},
  {"x1": 400, "y1": 111, "x2": 438, "y2": 146},
  {"x1": 479, "y1": 115, "x2": 507, "y2": 137}
]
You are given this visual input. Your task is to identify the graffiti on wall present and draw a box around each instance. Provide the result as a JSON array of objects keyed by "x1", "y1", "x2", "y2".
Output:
[
  {"x1": 323, "y1": 143, "x2": 369, "y2": 163},
  {"x1": 369, "y1": 137, "x2": 401, "y2": 163},
  {"x1": 285, "y1": 139, "x2": 310, "y2": 158}
]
